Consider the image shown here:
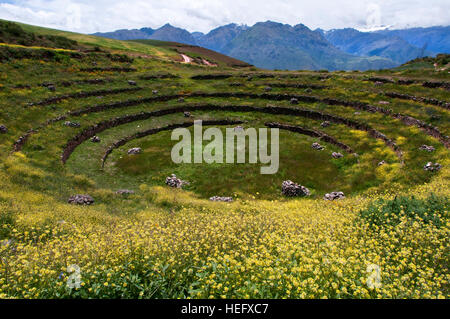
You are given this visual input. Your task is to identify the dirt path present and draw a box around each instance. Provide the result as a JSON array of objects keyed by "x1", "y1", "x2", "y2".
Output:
[{"x1": 180, "y1": 54, "x2": 193, "y2": 63}]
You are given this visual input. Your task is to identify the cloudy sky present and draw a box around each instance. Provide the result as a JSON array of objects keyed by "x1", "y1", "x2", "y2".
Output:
[{"x1": 0, "y1": 0, "x2": 449, "y2": 34}]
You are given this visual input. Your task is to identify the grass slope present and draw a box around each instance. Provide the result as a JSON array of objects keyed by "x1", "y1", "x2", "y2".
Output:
[{"x1": 0, "y1": 20, "x2": 448, "y2": 299}]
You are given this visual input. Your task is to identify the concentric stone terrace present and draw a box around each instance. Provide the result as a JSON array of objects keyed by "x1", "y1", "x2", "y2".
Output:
[{"x1": 1, "y1": 51, "x2": 448, "y2": 201}]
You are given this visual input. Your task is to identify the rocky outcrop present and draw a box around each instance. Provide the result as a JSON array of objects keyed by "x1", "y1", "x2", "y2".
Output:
[
  {"x1": 323, "y1": 191, "x2": 345, "y2": 201},
  {"x1": 282, "y1": 180, "x2": 310, "y2": 197},
  {"x1": 68, "y1": 194, "x2": 94, "y2": 205}
]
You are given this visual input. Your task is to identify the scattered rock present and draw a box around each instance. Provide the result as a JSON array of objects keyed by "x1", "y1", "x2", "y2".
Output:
[
  {"x1": 64, "y1": 121, "x2": 80, "y2": 128},
  {"x1": 209, "y1": 196, "x2": 233, "y2": 202},
  {"x1": 264, "y1": 86, "x2": 272, "y2": 92},
  {"x1": 378, "y1": 160, "x2": 386, "y2": 166},
  {"x1": 152, "y1": 90, "x2": 159, "y2": 94},
  {"x1": 116, "y1": 189, "x2": 135, "y2": 195},
  {"x1": 332, "y1": 152, "x2": 343, "y2": 159},
  {"x1": 323, "y1": 191, "x2": 345, "y2": 201},
  {"x1": 354, "y1": 112, "x2": 361, "y2": 115},
  {"x1": 91, "y1": 136, "x2": 101, "y2": 143},
  {"x1": 374, "y1": 81, "x2": 384, "y2": 86},
  {"x1": 290, "y1": 98, "x2": 299, "y2": 105},
  {"x1": 0, "y1": 124, "x2": 7, "y2": 134},
  {"x1": 312, "y1": 142, "x2": 324, "y2": 150},
  {"x1": 128, "y1": 80, "x2": 137, "y2": 86},
  {"x1": 165, "y1": 174, "x2": 189, "y2": 188},
  {"x1": 178, "y1": 97, "x2": 185, "y2": 103},
  {"x1": 423, "y1": 162, "x2": 442, "y2": 172},
  {"x1": 184, "y1": 112, "x2": 191, "y2": 118},
  {"x1": 419, "y1": 145, "x2": 435, "y2": 152},
  {"x1": 127, "y1": 147, "x2": 142, "y2": 155},
  {"x1": 379, "y1": 101, "x2": 390, "y2": 105},
  {"x1": 305, "y1": 88, "x2": 312, "y2": 93},
  {"x1": 47, "y1": 85, "x2": 56, "y2": 92},
  {"x1": 321, "y1": 121, "x2": 331, "y2": 128},
  {"x1": 68, "y1": 194, "x2": 94, "y2": 205},
  {"x1": 282, "y1": 180, "x2": 310, "y2": 197}
]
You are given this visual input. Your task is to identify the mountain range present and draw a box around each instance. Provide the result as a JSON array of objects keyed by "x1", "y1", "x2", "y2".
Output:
[{"x1": 92, "y1": 22, "x2": 450, "y2": 71}]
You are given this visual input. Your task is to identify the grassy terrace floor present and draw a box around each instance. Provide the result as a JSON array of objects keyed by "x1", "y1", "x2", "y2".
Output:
[{"x1": 0, "y1": 21, "x2": 449, "y2": 299}]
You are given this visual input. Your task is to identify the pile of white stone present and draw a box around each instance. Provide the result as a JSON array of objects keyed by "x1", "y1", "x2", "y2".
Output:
[
  {"x1": 420, "y1": 145, "x2": 435, "y2": 152},
  {"x1": 282, "y1": 180, "x2": 310, "y2": 197},
  {"x1": 68, "y1": 194, "x2": 94, "y2": 205},
  {"x1": 64, "y1": 121, "x2": 80, "y2": 128},
  {"x1": 323, "y1": 191, "x2": 345, "y2": 201},
  {"x1": 423, "y1": 162, "x2": 442, "y2": 172},
  {"x1": 116, "y1": 189, "x2": 135, "y2": 195},
  {"x1": 209, "y1": 196, "x2": 233, "y2": 202},
  {"x1": 165, "y1": 174, "x2": 189, "y2": 188},
  {"x1": 128, "y1": 147, "x2": 142, "y2": 155},
  {"x1": 312, "y1": 142, "x2": 324, "y2": 150}
]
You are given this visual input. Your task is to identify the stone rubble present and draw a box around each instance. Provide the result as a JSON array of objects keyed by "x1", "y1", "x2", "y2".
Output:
[
  {"x1": 165, "y1": 174, "x2": 189, "y2": 188},
  {"x1": 91, "y1": 136, "x2": 101, "y2": 143},
  {"x1": 423, "y1": 162, "x2": 442, "y2": 172},
  {"x1": 290, "y1": 98, "x2": 299, "y2": 105},
  {"x1": 184, "y1": 112, "x2": 191, "y2": 118},
  {"x1": 321, "y1": 121, "x2": 331, "y2": 128},
  {"x1": 127, "y1": 147, "x2": 142, "y2": 155},
  {"x1": 209, "y1": 196, "x2": 233, "y2": 202},
  {"x1": 323, "y1": 191, "x2": 345, "y2": 201},
  {"x1": 128, "y1": 80, "x2": 137, "y2": 86},
  {"x1": 332, "y1": 152, "x2": 343, "y2": 159},
  {"x1": 281, "y1": 180, "x2": 310, "y2": 197},
  {"x1": 419, "y1": 145, "x2": 435, "y2": 152},
  {"x1": 312, "y1": 142, "x2": 324, "y2": 150},
  {"x1": 68, "y1": 194, "x2": 94, "y2": 205},
  {"x1": 116, "y1": 189, "x2": 135, "y2": 195},
  {"x1": 64, "y1": 121, "x2": 80, "y2": 128},
  {"x1": 0, "y1": 124, "x2": 7, "y2": 134}
]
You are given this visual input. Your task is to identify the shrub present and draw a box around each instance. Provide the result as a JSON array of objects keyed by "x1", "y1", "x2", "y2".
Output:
[{"x1": 359, "y1": 194, "x2": 449, "y2": 228}]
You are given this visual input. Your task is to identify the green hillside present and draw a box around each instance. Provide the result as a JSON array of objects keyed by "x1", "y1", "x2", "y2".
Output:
[{"x1": 0, "y1": 20, "x2": 448, "y2": 299}]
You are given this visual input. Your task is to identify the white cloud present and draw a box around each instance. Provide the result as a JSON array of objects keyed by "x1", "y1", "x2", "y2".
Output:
[{"x1": 0, "y1": 0, "x2": 449, "y2": 34}]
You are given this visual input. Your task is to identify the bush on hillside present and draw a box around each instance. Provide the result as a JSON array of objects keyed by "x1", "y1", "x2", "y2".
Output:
[{"x1": 359, "y1": 194, "x2": 449, "y2": 228}]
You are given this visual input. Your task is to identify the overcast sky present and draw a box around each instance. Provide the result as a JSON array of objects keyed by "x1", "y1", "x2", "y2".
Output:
[{"x1": 0, "y1": 0, "x2": 449, "y2": 34}]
